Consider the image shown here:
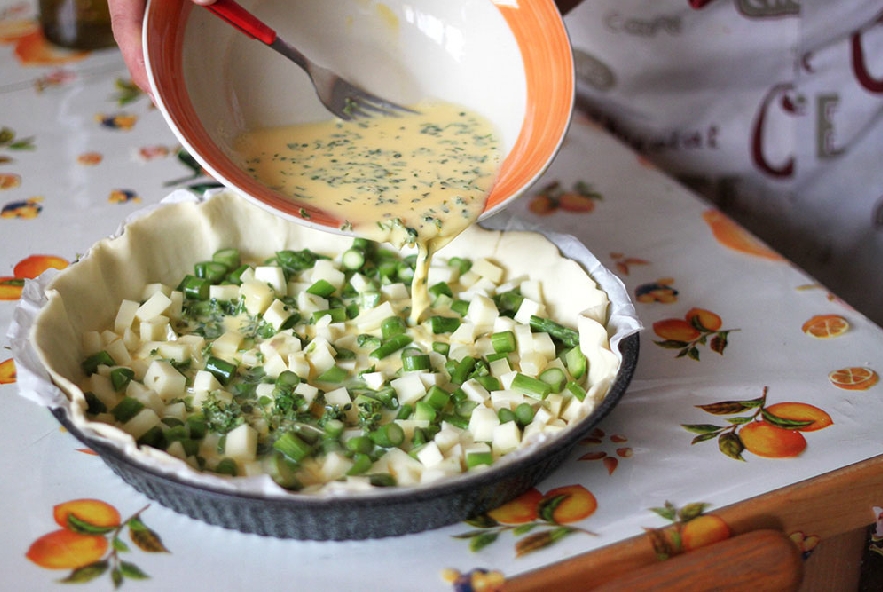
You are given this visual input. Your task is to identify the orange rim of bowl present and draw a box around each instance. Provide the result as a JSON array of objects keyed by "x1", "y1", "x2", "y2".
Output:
[
  {"x1": 484, "y1": 0, "x2": 574, "y2": 215},
  {"x1": 144, "y1": 0, "x2": 573, "y2": 228}
]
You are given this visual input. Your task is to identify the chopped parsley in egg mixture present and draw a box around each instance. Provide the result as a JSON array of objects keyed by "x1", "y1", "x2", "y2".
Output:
[
  {"x1": 79, "y1": 242, "x2": 601, "y2": 492},
  {"x1": 234, "y1": 101, "x2": 501, "y2": 248}
]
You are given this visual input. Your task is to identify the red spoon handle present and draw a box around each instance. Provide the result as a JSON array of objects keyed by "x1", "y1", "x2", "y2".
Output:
[{"x1": 206, "y1": 0, "x2": 277, "y2": 46}]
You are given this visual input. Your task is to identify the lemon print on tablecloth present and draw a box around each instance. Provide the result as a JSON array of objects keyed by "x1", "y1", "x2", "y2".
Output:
[
  {"x1": 801, "y1": 314, "x2": 850, "y2": 339},
  {"x1": 829, "y1": 367, "x2": 879, "y2": 391}
]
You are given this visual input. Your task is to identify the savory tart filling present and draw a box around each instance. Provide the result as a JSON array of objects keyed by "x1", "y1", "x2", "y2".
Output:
[{"x1": 29, "y1": 192, "x2": 621, "y2": 494}]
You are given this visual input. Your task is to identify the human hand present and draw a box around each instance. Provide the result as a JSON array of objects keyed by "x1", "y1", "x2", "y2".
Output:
[{"x1": 108, "y1": 0, "x2": 216, "y2": 95}]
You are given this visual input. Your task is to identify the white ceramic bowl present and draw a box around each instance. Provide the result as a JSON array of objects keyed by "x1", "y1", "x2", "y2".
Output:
[{"x1": 143, "y1": 0, "x2": 574, "y2": 231}]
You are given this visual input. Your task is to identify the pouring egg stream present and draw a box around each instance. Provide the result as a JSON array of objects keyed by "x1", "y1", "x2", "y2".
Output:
[{"x1": 233, "y1": 100, "x2": 502, "y2": 324}]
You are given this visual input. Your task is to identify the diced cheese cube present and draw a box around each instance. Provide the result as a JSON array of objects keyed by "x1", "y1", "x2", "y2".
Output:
[
  {"x1": 212, "y1": 330, "x2": 243, "y2": 359},
  {"x1": 321, "y1": 451, "x2": 353, "y2": 481},
  {"x1": 514, "y1": 324, "x2": 534, "y2": 356},
  {"x1": 305, "y1": 338, "x2": 336, "y2": 374},
  {"x1": 142, "y1": 360, "x2": 186, "y2": 401},
  {"x1": 532, "y1": 332, "x2": 557, "y2": 360},
  {"x1": 126, "y1": 381, "x2": 163, "y2": 414},
  {"x1": 209, "y1": 284, "x2": 240, "y2": 301},
  {"x1": 353, "y1": 301, "x2": 394, "y2": 332},
  {"x1": 421, "y1": 456, "x2": 463, "y2": 482},
  {"x1": 447, "y1": 343, "x2": 475, "y2": 364},
  {"x1": 418, "y1": 371, "x2": 442, "y2": 388},
  {"x1": 499, "y1": 370, "x2": 519, "y2": 390},
  {"x1": 492, "y1": 420, "x2": 522, "y2": 455},
  {"x1": 324, "y1": 387, "x2": 351, "y2": 406},
  {"x1": 288, "y1": 351, "x2": 311, "y2": 378},
  {"x1": 135, "y1": 291, "x2": 172, "y2": 322},
  {"x1": 314, "y1": 317, "x2": 344, "y2": 342},
  {"x1": 122, "y1": 327, "x2": 140, "y2": 351},
  {"x1": 426, "y1": 265, "x2": 459, "y2": 286},
  {"x1": 105, "y1": 338, "x2": 132, "y2": 366},
  {"x1": 157, "y1": 342, "x2": 189, "y2": 364},
  {"x1": 490, "y1": 389, "x2": 525, "y2": 411},
  {"x1": 390, "y1": 373, "x2": 427, "y2": 405},
  {"x1": 513, "y1": 297, "x2": 545, "y2": 325},
  {"x1": 471, "y1": 258, "x2": 504, "y2": 283},
  {"x1": 450, "y1": 321, "x2": 476, "y2": 343},
  {"x1": 493, "y1": 315, "x2": 517, "y2": 333},
  {"x1": 434, "y1": 424, "x2": 464, "y2": 452},
  {"x1": 361, "y1": 371, "x2": 385, "y2": 390},
  {"x1": 168, "y1": 291, "x2": 184, "y2": 320},
  {"x1": 489, "y1": 357, "x2": 512, "y2": 377},
  {"x1": 240, "y1": 281, "x2": 274, "y2": 315},
  {"x1": 519, "y1": 352, "x2": 546, "y2": 377},
  {"x1": 253, "y1": 266, "x2": 287, "y2": 295},
  {"x1": 381, "y1": 448, "x2": 424, "y2": 486},
  {"x1": 466, "y1": 294, "x2": 499, "y2": 329},
  {"x1": 394, "y1": 419, "x2": 431, "y2": 442},
  {"x1": 114, "y1": 299, "x2": 140, "y2": 333},
  {"x1": 295, "y1": 291, "x2": 327, "y2": 314},
  {"x1": 348, "y1": 273, "x2": 371, "y2": 293},
  {"x1": 164, "y1": 401, "x2": 187, "y2": 421},
  {"x1": 89, "y1": 373, "x2": 118, "y2": 408},
  {"x1": 460, "y1": 379, "x2": 490, "y2": 404},
  {"x1": 381, "y1": 283, "x2": 409, "y2": 301},
  {"x1": 123, "y1": 408, "x2": 161, "y2": 440},
  {"x1": 416, "y1": 441, "x2": 445, "y2": 467},
  {"x1": 177, "y1": 334, "x2": 206, "y2": 363},
  {"x1": 459, "y1": 270, "x2": 480, "y2": 287},
  {"x1": 311, "y1": 259, "x2": 346, "y2": 291},
  {"x1": 255, "y1": 383, "x2": 275, "y2": 400},
  {"x1": 263, "y1": 298, "x2": 292, "y2": 330},
  {"x1": 294, "y1": 382, "x2": 320, "y2": 406},
  {"x1": 463, "y1": 277, "x2": 497, "y2": 298},
  {"x1": 474, "y1": 337, "x2": 495, "y2": 357},
  {"x1": 263, "y1": 353, "x2": 288, "y2": 378},
  {"x1": 468, "y1": 406, "x2": 500, "y2": 442},
  {"x1": 545, "y1": 393, "x2": 565, "y2": 418},
  {"x1": 224, "y1": 424, "x2": 258, "y2": 461},
  {"x1": 139, "y1": 317, "x2": 171, "y2": 342},
  {"x1": 193, "y1": 369, "x2": 221, "y2": 393},
  {"x1": 578, "y1": 316, "x2": 619, "y2": 389}
]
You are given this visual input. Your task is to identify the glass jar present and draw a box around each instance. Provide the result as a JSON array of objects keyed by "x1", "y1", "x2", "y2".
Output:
[{"x1": 38, "y1": 0, "x2": 115, "y2": 50}]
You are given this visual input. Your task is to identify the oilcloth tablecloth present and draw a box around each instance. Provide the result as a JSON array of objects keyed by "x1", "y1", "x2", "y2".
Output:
[{"x1": 2, "y1": 1, "x2": 882, "y2": 590}]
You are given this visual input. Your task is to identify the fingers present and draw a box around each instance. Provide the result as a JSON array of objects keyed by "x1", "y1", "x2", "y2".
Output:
[{"x1": 108, "y1": 0, "x2": 150, "y2": 94}]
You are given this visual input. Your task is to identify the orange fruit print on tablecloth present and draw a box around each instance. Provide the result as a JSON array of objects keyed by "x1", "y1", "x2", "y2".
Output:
[
  {"x1": 653, "y1": 307, "x2": 733, "y2": 360},
  {"x1": 0, "y1": 172, "x2": 20, "y2": 189},
  {"x1": 0, "y1": 358, "x2": 15, "y2": 384},
  {"x1": 11, "y1": 30, "x2": 88, "y2": 65},
  {"x1": 683, "y1": 387, "x2": 832, "y2": 460},
  {"x1": 26, "y1": 498, "x2": 168, "y2": 586},
  {"x1": 455, "y1": 484, "x2": 598, "y2": 556},
  {"x1": 646, "y1": 501, "x2": 731, "y2": 560},
  {"x1": 1, "y1": 254, "x2": 68, "y2": 300},
  {"x1": 528, "y1": 180, "x2": 602, "y2": 215},
  {"x1": 702, "y1": 210, "x2": 783, "y2": 260}
]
